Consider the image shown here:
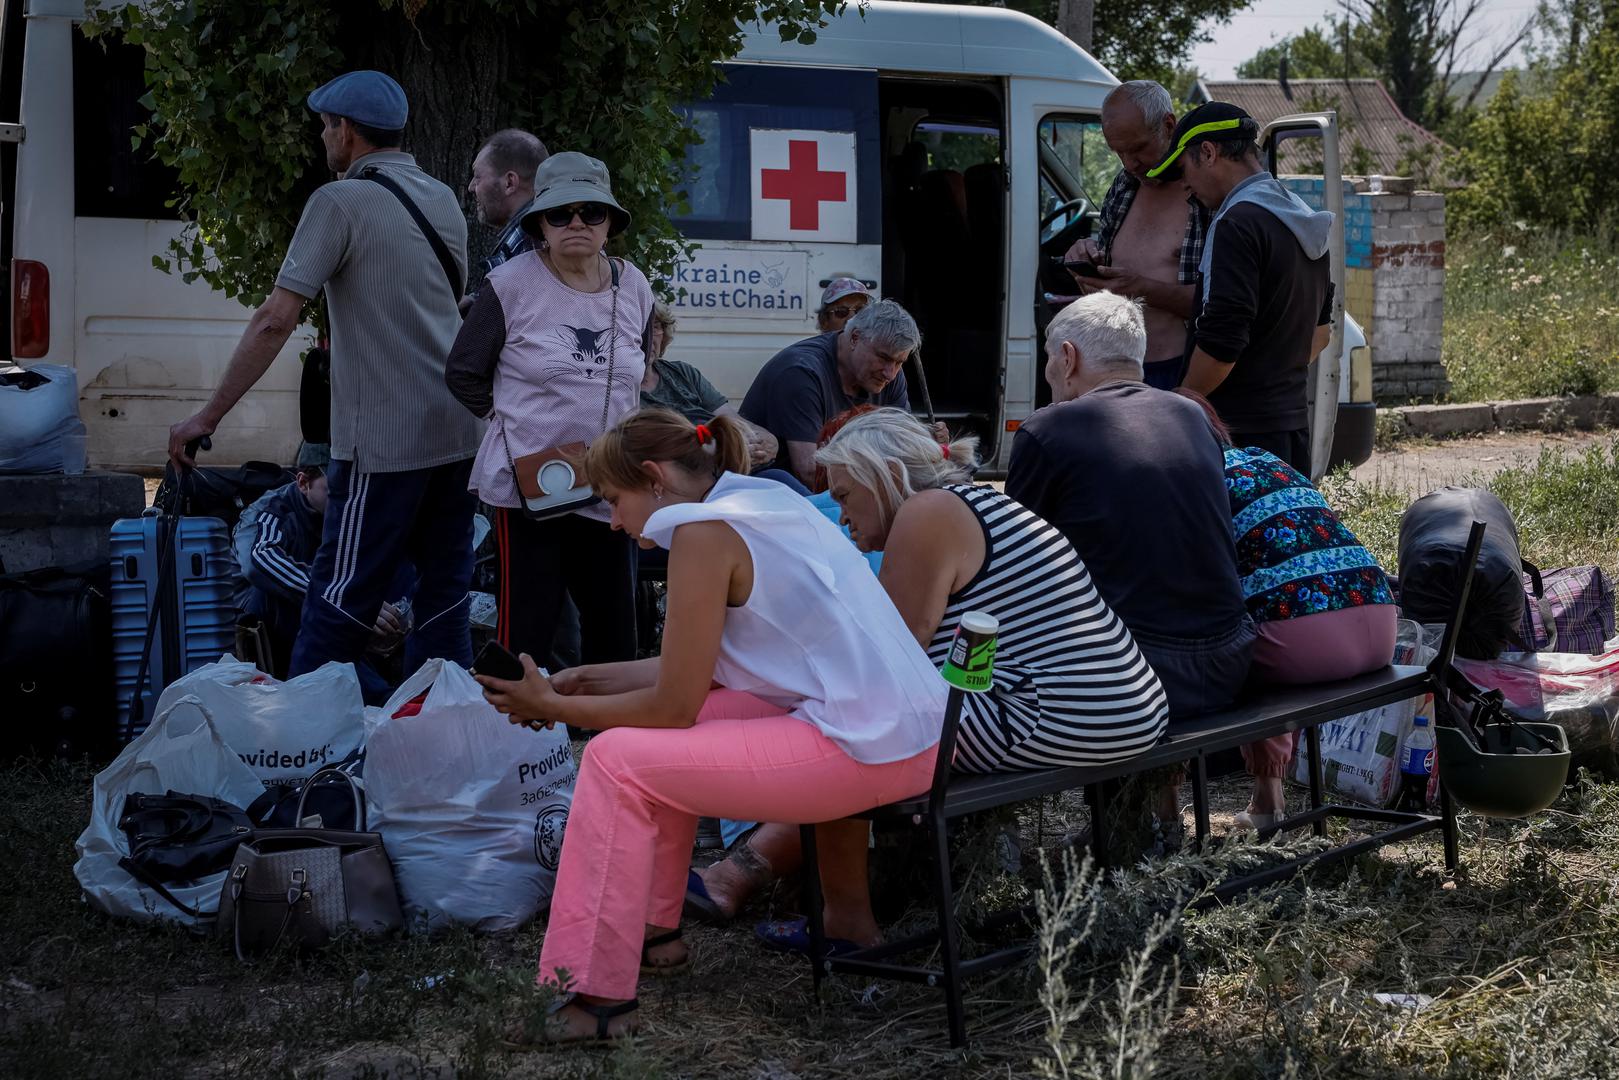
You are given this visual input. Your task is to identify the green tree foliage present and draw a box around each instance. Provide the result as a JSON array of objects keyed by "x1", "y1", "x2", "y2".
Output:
[
  {"x1": 1450, "y1": 29, "x2": 1619, "y2": 233},
  {"x1": 1236, "y1": 19, "x2": 1382, "y2": 80},
  {"x1": 86, "y1": 0, "x2": 843, "y2": 309}
]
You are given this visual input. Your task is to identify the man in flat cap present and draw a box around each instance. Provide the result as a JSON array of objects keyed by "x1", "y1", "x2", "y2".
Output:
[
  {"x1": 1148, "y1": 101, "x2": 1335, "y2": 474},
  {"x1": 170, "y1": 70, "x2": 483, "y2": 701}
]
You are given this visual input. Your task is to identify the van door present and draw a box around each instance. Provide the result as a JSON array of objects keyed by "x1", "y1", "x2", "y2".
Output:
[
  {"x1": 1006, "y1": 75, "x2": 1107, "y2": 441},
  {"x1": 877, "y1": 76, "x2": 1007, "y2": 458}
]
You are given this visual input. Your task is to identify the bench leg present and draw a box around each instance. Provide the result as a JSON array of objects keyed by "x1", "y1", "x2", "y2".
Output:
[
  {"x1": 928, "y1": 809, "x2": 968, "y2": 1048},
  {"x1": 1439, "y1": 782, "x2": 1459, "y2": 872},
  {"x1": 1305, "y1": 724, "x2": 1328, "y2": 840},
  {"x1": 1190, "y1": 755, "x2": 1210, "y2": 850},
  {"x1": 800, "y1": 823, "x2": 825, "y2": 993},
  {"x1": 1083, "y1": 781, "x2": 1111, "y2": 870}
]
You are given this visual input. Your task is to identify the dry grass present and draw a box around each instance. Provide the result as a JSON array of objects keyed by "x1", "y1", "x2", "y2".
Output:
[{"x1": 7, "y1": 754, "x2": 1619, "y2": 1078}]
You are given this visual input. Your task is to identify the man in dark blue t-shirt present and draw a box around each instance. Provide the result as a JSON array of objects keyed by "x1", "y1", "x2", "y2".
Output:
[
  {"x1": 1007, "y1": 291, "x2": 1254, "y2": 720},
  {"x1": 740, "y1": 299, "x2": 917, "y2": 488}
]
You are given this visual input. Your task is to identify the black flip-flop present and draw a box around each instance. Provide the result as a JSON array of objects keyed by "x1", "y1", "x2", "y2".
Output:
[
  {"x1": 683, "y1": 868, "x2": 730, "y2": 925},
  {"x1": 640, "y1": 927, "x2": 690, "y2": 976},
  {"x1": 503, "y1": 992, "x2": 639, "y2": 1047}
]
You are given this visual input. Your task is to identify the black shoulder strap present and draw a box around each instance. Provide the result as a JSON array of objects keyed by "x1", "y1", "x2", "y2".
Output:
[{"x1": 357, "y1": 166, "x2": 464, "y2": 302}]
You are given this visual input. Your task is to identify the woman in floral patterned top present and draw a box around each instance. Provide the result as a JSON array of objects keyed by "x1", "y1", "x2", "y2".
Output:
[{"x1": 1180, "y1": 391, "x2": 1396, "y2": 830}]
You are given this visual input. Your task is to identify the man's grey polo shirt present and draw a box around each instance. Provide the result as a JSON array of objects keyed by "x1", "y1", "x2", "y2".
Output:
[{"x1": 277, "y1": 150, "x2": 484, "y2": 473}]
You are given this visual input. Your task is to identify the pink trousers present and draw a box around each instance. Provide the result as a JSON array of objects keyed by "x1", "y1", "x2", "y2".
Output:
[
  {"x1": 538, "y1": 689, "x2": 937, "y2": 999},
  {"x1": 1242, "y1": 604, "x2": 1399, "y2": 779}
]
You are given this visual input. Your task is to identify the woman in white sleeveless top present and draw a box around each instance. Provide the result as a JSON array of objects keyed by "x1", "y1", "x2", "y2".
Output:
[
  {"x1": 695, "y1": 408, "x2": 1166, "y2": 953},
  {"x1": 476, "y1": 408, "x2": 945, "y2": 1044}
]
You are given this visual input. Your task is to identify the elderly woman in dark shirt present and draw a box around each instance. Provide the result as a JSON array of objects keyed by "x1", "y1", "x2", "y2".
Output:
[{"x1": 639, "y1": 301, "x2": 778, "y2": 469}]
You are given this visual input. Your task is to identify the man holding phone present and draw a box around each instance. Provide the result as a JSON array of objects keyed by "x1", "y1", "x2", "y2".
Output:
[{"x1": 1063, "y1": 80, "x2": 1210, "y2": 389}]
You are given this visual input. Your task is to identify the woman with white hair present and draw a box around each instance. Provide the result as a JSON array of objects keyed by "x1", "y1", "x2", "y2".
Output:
[{"x1": 689, "y1": 407, "x2": 1169, "y2": 952}]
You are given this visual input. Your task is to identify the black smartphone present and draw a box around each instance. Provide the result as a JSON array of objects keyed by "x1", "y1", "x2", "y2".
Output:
[
  {"x1": 472, "y1": 640, "x2": 525, "y2": 681},
  {"x1": 1063, "y1": 259, "x2": 1103, "y2": 278}
]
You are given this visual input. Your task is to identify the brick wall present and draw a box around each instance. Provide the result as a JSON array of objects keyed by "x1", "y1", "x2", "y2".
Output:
[
  {"x1": 1367, "y1": 190, "x2": 1447, "y2": 401},
  {"x1": 1282, "y1": 177, "x2": 1448, "y2": 404}
]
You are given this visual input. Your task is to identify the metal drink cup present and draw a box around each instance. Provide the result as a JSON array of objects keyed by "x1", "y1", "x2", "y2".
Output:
[{"x1": 941, "y1": 611, "x2": 998, "y2": 692}]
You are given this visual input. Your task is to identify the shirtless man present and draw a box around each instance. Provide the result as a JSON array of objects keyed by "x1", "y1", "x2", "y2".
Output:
[{"x1": 1065, "y1": 80, "x2": 1210, "y2": 390}]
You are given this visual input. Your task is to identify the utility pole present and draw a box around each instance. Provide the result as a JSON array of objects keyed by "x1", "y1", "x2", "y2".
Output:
[{"x1": 1057, "y1": 0, "x2": 1095, "y2": 53}]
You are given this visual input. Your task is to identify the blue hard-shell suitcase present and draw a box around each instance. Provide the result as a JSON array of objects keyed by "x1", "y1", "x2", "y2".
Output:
[{"x1": 109, "y1": 513, "x2": 236, "y2": 742}]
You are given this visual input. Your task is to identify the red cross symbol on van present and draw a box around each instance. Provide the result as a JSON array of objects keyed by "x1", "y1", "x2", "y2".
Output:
[{"x1": 760, "y1": 140, "x2": 848, "y2": 231}]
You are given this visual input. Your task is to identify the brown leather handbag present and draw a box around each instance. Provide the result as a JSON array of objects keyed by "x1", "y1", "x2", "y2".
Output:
[
  {"x1": 499, "y1": 256, "x2": 622, "y2": 521},
  {"x1": 216, "y1": 768, "x2": 402, "y2": 961}
]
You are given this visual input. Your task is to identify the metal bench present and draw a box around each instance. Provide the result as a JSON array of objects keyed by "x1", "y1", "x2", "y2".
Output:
[{"x1": 797, "y1": 524, "x2": 1484, "y2": 1047}]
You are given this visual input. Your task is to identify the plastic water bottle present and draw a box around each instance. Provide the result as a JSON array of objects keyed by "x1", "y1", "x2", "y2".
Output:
[{"x1": 1396, "y1": 715, "x2": 1435, "y2": 812}]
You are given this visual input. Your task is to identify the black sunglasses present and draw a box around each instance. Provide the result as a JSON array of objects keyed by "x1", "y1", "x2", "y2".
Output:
[{"x1": 541, "y1": 203, "x2": 609, "y2": 228}]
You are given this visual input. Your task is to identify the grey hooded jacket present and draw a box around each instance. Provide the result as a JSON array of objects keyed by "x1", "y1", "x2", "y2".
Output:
[{"x1": 1190, "y1": 171, "x2": 1335, "y2": 433}]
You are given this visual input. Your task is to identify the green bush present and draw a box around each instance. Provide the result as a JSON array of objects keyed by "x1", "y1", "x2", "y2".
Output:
[
  {"x1": 1450, "y1": 32, "x2": 1619, "y2": 236},
  {"x1": 1442, "y1": 228, "x2": 1619, "y2": 402}
]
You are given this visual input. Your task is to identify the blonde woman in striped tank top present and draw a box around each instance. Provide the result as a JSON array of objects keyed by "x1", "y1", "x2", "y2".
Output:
[{"x1": 693, "y1": 407, "x2": 1167, "y2": 955}]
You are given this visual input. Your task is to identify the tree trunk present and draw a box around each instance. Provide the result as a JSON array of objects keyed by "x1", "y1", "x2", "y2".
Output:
[
  {"x1": 1057, "y1": 0, "x2": 1095, "y2": 53},
  {"x1": 338, "y1": 9, "x2": 537, "y2": 278}
]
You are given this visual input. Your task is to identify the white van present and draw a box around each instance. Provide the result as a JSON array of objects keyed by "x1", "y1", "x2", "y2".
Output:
[
  {"x1": 4, "y1": 0, "x2": 307, "y2": 470},
  {"x1": 670, "y1": 1, "x2": 1374, "y2": 474},
  {"x1": 6, "y1": 0, "x2": 1373, "y2": 474}
]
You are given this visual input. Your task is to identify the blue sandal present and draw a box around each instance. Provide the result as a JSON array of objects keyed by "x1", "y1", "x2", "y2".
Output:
[{"x1": 754, "y1": 916, "x2": 863, "y2": 957}]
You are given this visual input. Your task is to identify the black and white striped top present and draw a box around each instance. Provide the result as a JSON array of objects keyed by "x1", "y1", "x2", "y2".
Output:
[{"x1": 925, "y1": 485, "x2": 1169, "y2": 773}]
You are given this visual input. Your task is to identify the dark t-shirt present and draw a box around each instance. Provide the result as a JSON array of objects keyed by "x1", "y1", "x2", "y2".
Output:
[
  {"x1": 640, "y1": 358, "x2": 729, "y2": 424},
  {"x1": 738, "y1": 332, "x2": 909, "y2": 472},
  {"x1": 1005, "y1": 381, "x2": 1247, "y2": 646}
]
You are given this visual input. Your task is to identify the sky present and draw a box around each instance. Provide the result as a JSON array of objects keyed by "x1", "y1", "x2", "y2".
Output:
[{"x1": 1191, "y1": 0, "x2": 1542, "y2": 80}]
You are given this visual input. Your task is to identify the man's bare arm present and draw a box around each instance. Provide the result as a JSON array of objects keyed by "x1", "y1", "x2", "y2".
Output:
[
  {"x1": 785, "y1": 440, "x2": 818, "y2": 488},
  {"x1": 168, "y1": 287, "x2": 307, "y2": 467},
  {"x1": 1182, "y1": 346, "x2": 1234, "y2": 396}
]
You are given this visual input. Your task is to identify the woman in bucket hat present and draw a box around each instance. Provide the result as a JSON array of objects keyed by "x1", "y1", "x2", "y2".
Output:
[{"x1": 447, "y1": 151, "x2": 652, "y2": 670}]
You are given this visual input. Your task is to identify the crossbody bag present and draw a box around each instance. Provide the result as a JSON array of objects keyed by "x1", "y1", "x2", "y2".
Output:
[
  {"x1": 497, "y1": 254, "x2": 621, "y2": 521},
  {"x1": 299, "y1": 166, "x2": 465, "y2": 444}
]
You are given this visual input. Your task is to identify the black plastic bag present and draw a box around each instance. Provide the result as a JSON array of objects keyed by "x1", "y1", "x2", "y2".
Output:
[{"x1": 1398, "y1": 486, "x2": 1524, "y2": 660}]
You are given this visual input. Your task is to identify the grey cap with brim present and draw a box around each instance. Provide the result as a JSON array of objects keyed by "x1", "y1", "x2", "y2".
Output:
[{"x1": 519, "y1": 151, "x2": 631, "y2": 237}]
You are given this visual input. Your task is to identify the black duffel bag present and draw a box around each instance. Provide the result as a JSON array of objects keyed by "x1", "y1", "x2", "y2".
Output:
[
  {"x1": 152, "y1": 460, "x2": 294, "y2": 529},
  {"x1": 1398, "y1": 487, "x2": 1524, "y2": 660},
  {"x1": 0, "y1": 560, "x2": 114, "y2": 760},
  {"x1": 118, "y1": 790, "x2": 256, "y2": 918}
]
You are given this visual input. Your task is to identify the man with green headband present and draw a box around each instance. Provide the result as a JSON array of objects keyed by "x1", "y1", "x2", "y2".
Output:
[{"x1": 1150, "y1": 102, "x2": 1335, "y2": 474}]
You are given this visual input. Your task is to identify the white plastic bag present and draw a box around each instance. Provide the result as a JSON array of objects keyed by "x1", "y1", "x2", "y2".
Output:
[
  {"x1": 0, "y1": 362, "x2": 80, "y2": 473},
  {"x1": 73, "y1": 694, "x2": 265, "y2": 926},
  {"x1": 1292, "y1": 619, "x2": 1437, "y2": 808},
  {"x1": 366, "y1": 659, "x2": 576, "y2": 933},
  {"x1": 154, "y1": 658, "x2": 367, "y2": 788}
]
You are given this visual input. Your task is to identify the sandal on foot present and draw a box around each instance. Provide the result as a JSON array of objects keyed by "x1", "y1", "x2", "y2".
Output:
[
  {"x1": 640, "y1": 927, "x2": 690, "y2": 976},
  {"x1": 1233, "y1": 809, "x2": 1286, "y2": 832},
  {"x1": 503, "y1": 992, "x2": 638, "y2": 1047},
  {"x1": 755, "y1": 916, "x2": 863, "y2": 958},
  {"x1": 683, "y1": 869, "x2": 730, "y2": 926}
]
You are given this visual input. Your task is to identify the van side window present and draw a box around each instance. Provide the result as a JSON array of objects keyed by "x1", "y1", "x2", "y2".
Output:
[
  {"x1": 673, "y1": 64, "x2": 879, "y2": 243},
  {"x1": 1038, "y1": 117, "x2": 1112, "y2": 212},
  {"x1": 73, "y1": 28, "x2": 181, "y2": 220}
]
